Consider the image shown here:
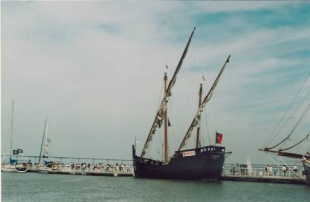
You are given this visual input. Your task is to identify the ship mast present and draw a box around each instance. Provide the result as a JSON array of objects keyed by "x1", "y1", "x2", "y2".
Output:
[
  {"x1": 195, "y1": 83, "x2": 203, "y2": 148},
  {"x1": 140, "y1": 27, "x2": 196, "y2": 158},
  {"x1": 164, "y1": 73, "x2": 169, "y2": 162},
  {"x1": 178, "y1": 55, "x2": 231, "y2": 151}
]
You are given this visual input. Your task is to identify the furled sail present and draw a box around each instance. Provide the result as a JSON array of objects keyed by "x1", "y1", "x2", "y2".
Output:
[
  {"x1": 178, "y1": 55, "x2": 231, "y2": 151},
  {"x1": 141, "y1": 27, "x2": 196, "y2": 157}
]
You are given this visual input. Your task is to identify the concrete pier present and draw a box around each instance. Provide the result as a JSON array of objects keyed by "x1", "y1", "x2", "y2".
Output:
[
  {"x1": 221, "y1": 175, "x2": 307, "y2": 185},
  {"x1": 221, "y1": 164, "x2": 307, "y2": 185},
  {"x1": 35, "y1": 168, "x2": 134, "y2": 177},
  {"x1": 86, "y1": 171, "x2": 133, "y2": 177}
]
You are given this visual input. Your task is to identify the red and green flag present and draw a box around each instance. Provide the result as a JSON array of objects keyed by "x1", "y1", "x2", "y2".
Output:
[{"x1": 215, "y1": 132, "x2": 223, "y2": 144}]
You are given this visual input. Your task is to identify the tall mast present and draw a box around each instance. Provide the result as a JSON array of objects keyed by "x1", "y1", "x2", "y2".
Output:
[
  {"x1": 195, "y1": 83, "x2": 203, "y2": 148},
  {"x1": 140, "y1": 27, "x2": 196, "y2": 158},
  {"x1": 38, "y1": 116, "x2": 48, "y2": 163},
  {"x1": 10, "y1": 99, "x2": 14, "y2": 155},
  {"x1": 164, "y1": 73, "x2": 169, "y2": 162},
  {"x1": 178, "y1": 55, "x2": 230, "y2": 151}
]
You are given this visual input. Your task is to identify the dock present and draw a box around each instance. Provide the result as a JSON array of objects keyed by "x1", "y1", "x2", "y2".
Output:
[
  {"x1": 221, "y1": 164, "x2": 307, "y2": 185},
  {"x1": 221, "y1": 175, "x2": 307, "y2": 185},
  {"x1": 85, "y1": 171, "x2": 133, "y2": 177},
  {"x1": 32, "y1": 166, "x2": 134, "y2": 177},
  {"x1": 42, "y1": 169, "x2": 134, "y2": 177}
]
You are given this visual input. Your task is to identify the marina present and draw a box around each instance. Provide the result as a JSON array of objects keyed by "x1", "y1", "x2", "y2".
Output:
[
  {"x1": 2, "y1": 159, "x2": 308, "y2": 185},
  {"x1": 2, "y1": 155, "x2": 134, "y2": 177},
  {"x1": 2, "y1": 2, "x2": 310, "y2": 202}
]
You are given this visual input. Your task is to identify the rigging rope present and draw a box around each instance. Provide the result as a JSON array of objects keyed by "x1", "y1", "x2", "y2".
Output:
[
  {"x1": 267, "y1": 103, "x2": 310, "y2": 150},
  {"x1": 279, "y1": 130, "x2": 310, "y2": 151},
  {"x1": 263, "y1": 73, "x2": 310, "y2": 148}
]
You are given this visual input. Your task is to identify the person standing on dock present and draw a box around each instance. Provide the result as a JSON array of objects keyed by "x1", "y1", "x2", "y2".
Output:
[
  {"x1": 268, "y1": 166, "x2": 273, "y2": 176},
  {"x1": 273, "y1": 166, "x2": 278, "y2": 176},
  {"x1": 282, "y1": 165, "x2": 287, "y2": 176},
  {"x1": 293, "y1": 165, "x2": 298, "y2": 176}
]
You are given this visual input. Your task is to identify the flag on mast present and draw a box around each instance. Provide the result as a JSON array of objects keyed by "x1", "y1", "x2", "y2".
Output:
[{"x1": 215, "y1": 132, "x2": 223, "y2": 144}]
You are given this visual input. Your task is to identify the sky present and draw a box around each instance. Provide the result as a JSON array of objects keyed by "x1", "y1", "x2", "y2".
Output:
[{"x1": 1, "y1": 1, "x2": 310, "y2": 165}]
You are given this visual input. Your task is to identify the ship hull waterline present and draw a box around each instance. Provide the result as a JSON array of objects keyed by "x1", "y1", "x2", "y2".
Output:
[{"x1": 133, "y1": 145, "x2": 225, "y2": 180}]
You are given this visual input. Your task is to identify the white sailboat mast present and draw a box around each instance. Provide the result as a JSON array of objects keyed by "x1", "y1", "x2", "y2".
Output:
[
  {"x1": 38, "y1": 116, "x2": 49, "y2": 163},
  {"x1": 10, "y1": 99, "x2": 14, "y2": 155}
]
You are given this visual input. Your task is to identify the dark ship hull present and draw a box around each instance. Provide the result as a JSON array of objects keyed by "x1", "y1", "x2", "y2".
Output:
[{"x1": 132, "y1": 145, "x2": 225, "y2": 180}]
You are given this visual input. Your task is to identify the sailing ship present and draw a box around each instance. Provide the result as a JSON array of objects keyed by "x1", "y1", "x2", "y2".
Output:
[
  {"x1": 259, "y1": 77, "x2": 310, "y2": 185},
  {"x1": 132, "y1": 27, "x2": 231, "y2": 180}
]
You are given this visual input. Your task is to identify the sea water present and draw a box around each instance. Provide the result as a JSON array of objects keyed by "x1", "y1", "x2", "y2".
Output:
[{"x1": 1, "y1": 172, "x2": 310, "y2": 202}]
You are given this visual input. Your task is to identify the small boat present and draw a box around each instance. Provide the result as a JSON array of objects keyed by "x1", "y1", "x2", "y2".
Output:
[
  {"x1": 132, "y1": 27, "x2": 231, "y2": 180},
  {"x1": 2, "y1": 160, "x2": 28, "y2": 173},
  {"x1": 15, "y1": 164, "x2": 28, "y2": 173},
  {"x1": 1, "y1": 164, "x2": 16, "y2": 173}
]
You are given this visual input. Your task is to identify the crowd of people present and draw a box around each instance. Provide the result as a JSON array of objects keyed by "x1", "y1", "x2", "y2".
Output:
[
  {"x1": 264, "y1": 164, "x2": 301, "y2": 177},
  {"x1": 39, "y1": 162, "x2": 133, "y2": 173},
  {"x1": 228, "y1": 164, "x2": 303, "y2": 177}
]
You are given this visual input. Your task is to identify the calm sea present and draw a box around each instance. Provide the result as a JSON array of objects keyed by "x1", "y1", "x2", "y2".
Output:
[{"x1": 1, "y1": 172, "x2": 310, "y2": 202}]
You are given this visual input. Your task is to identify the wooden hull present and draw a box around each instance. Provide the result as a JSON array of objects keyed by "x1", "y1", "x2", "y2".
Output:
[{"x1": 133, "y1": 145, "x2": 225, "y2": 180}]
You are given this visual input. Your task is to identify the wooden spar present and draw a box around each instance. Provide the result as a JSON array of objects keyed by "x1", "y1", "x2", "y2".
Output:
[
  {"x1": 178, "y1": 55, "x2": 231, "y2": 151},
  {"x1": 258, "y1": 148, "x2": 309, "y2": 160},
  {"x1": 195, "y1": 83, "x2": 203, "y2": 148},
  {"x1": 166, "y1": 27, "x2": 196, "y2": 95},
  {"x1": 278, "y1": 151, "x2": 305, "y2": 159},
  {"x1": 164, "y1": 73, "x2": 169, "y2": 162},
  {"x1": 140, "y1": 27, "x2": 196, "y2": 158}
]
